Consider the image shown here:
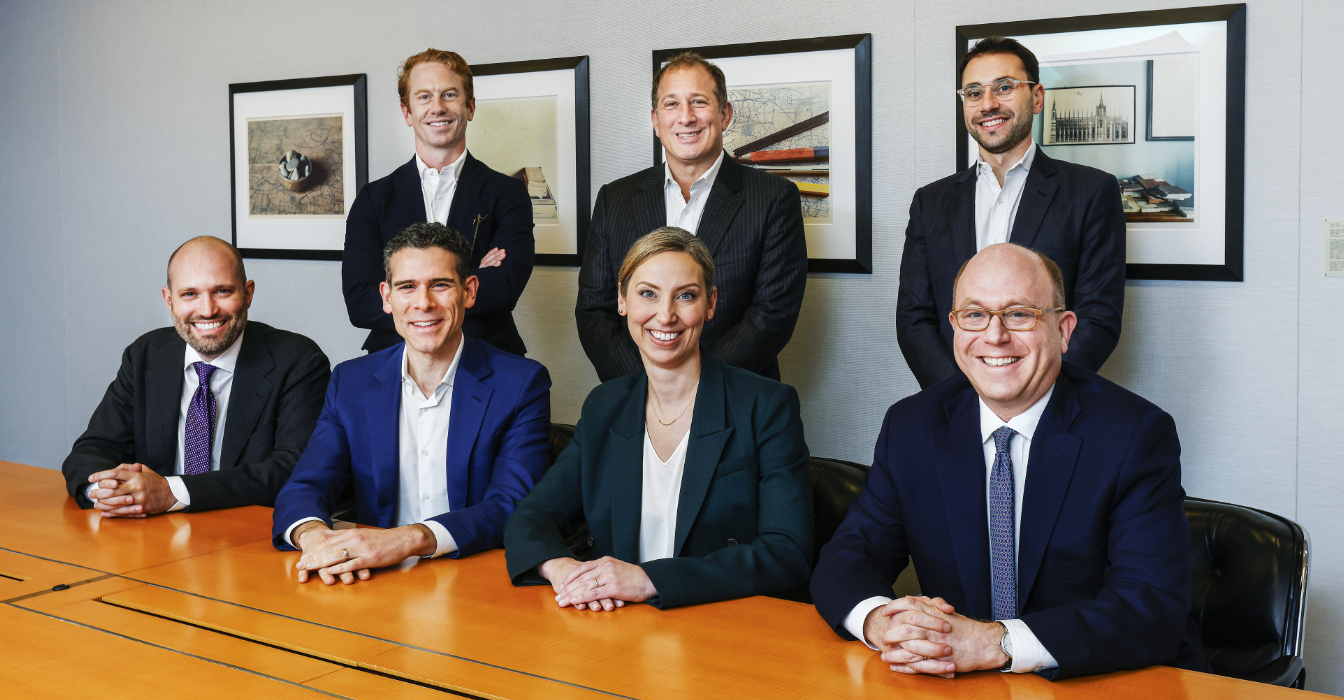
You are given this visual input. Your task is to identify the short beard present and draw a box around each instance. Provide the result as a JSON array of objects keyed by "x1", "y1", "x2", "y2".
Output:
[
  {"x1": 971, "y1": 108, "x2": 1034, "y2": 155},
  {"x1": 173, "y1": 309, "x2": 247, "y2": 358}
]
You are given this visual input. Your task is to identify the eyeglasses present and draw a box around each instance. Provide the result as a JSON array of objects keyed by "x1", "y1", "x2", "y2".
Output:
[
  {"x1": 952, "y1": 306, "x2": 1064, "y2": 332},
  {"x1": 956, "y1": 78, "x2": 1036, "y2": 106}
]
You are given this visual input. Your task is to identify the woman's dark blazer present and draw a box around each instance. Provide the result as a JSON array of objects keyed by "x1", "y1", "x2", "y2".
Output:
[{"x1": 503, "y1": 353, "x2": 813, "y2": 609}]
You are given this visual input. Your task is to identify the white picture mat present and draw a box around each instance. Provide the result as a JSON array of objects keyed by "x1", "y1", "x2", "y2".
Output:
[
  {"x1": 988, "y1": 22, "x2": 1228, "y2": 266},
  {"x1": 405, "y1": 69, "x2": 580, "y2": 257},
  {"x1": 660, "y1": 48, "x2": 858, "y2": 260},
  {"x1": 233, "y1": 84, "x2": 358, "y2": 251}
]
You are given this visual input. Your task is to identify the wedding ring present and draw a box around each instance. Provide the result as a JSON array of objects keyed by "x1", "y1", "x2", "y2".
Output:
[{"x1": 341, "y1": 548, "x2": 350, "y2": 560}]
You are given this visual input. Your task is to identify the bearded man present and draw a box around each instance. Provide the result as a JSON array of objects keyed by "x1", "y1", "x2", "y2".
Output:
[
  {"x1": 62, "y1": 236, "x2": 330, "y2": 515},
  {"x1": 895, "y1": 37, "x2": 1127, "y2": 390}
]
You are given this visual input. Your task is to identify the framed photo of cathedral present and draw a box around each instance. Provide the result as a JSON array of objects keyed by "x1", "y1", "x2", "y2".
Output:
[
  {"x1": 1042, "y1": 85, "x2": 1135, "y2": 146},
  {"x1": 956, "y1": 5, "x2": 1246, "y2": 282}
]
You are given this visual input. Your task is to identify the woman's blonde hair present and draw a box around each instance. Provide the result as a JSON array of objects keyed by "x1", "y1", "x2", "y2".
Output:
[{"x1": 617, "y1": 227, "x2": 715, "y2": 296}]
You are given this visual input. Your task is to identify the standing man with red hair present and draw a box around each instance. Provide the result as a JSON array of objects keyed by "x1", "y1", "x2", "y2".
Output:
[{"x1": 343, "y1": 49, "x2": 535, "y2": 357}]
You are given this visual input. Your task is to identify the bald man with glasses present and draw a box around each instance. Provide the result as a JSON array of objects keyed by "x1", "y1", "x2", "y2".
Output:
[{"x1": 895, "y1": 36, "x2": 1127, "y2": 390}]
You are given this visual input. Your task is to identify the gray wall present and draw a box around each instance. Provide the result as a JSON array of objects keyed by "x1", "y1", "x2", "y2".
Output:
[{"x1": 1, "y1": 0, "x2": 1340, "y2": 691}]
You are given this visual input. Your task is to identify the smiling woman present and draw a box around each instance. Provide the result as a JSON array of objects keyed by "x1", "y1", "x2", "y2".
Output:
[{"x1": 504, "y1": 227, "x2": 814, "y2": 611}]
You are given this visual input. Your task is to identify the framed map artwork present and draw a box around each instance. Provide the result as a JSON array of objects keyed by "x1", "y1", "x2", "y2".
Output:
[
  {"x1": 467, "y1": 56, "x2": 590, "y2": 266},
  {"x1": 957, "y1": 5, "x2": 1246, "y2": 281},
  {"x1": 229, "y1": 74, "x2": 368, "y2": 260},
  {"x1": 654, "y1": 35, "x2": 873, "y2": 273}
]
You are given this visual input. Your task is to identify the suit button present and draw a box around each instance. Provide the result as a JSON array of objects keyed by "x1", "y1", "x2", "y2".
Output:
[
  {"x1": 587, "y1": 536, "x2": 595, "y2": 547},
  {"x1": 727, "y1": 538, "x2": 738, "y2": 546}
]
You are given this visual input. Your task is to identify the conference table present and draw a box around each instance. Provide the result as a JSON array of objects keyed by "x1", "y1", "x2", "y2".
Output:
[{"x1": 0, "y1": 461, "x2": 1326, "y2": 699}]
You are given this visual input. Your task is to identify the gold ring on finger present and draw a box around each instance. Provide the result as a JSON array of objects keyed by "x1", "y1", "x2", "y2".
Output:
[{"x1": 342, "y1": 548, "x2": 350, "y2": 560}]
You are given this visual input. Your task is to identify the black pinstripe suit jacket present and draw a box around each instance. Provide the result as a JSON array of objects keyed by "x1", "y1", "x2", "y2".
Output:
[{"x1": 576, "y1": 152, "x2": 807, "y2": 382}]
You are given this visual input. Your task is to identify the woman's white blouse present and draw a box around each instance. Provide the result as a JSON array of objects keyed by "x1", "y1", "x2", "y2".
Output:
[{"x1": 638, "y1": 425, "x2": 692, "y2": 563}]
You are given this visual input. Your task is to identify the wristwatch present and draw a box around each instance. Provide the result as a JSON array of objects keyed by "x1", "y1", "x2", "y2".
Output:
[{"x1": 997, "y1": 622, "x2": 1014, "y2": 672}]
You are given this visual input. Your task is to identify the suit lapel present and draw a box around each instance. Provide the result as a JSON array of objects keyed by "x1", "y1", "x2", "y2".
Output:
[
  {"x1": 219, "y1": 328, "x2": 274, "y2": 470},
  {"x1": 393, "y1": 156, "x2": 428, "y2": 232},
  {"x1": 1008, "y1": 148, "x2": 1059, "y2": 250},
  {"x1": 445, "y1": 337, "x2": 493, "y2": 512},
  {"x1": 949, "y1": 167, "x2": 978, "y2": 264},
  {"x1": 632, "y1": 167, "x2": 667, "y2": 247},
  {"x1": 694, "y1": 153, "x2": 746, "y2": 257},
  {"x1": 1017, "y1": 373, "x2": 1083, "y2": 608},
  {"x1": 447, "y1": 154, "x2": 488, "y2": 251},
  {"x1": 364, "y1": 346, "x2": 404, "y2": 527},
  {"x1": 608, "y1": 376, "x2": 648, "y2": 563},
  {"x1": 673, "y1": 357, "x2": 732, "y2": 556},
  {"x1": 936, "y1": 388, "x2": 993, "y2": 618},
  {"x1": 146, "y1": 335, "x2": 186, "y2": 474}
]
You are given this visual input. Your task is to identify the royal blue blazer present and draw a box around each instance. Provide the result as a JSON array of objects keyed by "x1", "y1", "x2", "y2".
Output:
[{"x1": 272, "y1": 335, "x2": 551, "y2": 557}]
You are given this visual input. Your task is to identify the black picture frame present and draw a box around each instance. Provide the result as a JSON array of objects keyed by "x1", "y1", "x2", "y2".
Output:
[
  {"x1": 957, "y1": 4, "x2": 1246, "y2": 282},
  {"x1": 1146, "y1": 60, "x2": 1196, "y2": 142},
  {"x1": 653, "y1": 34, "x2": 873, "y2": 274},
  {"x1": 472, "y1": 55, "x2": 591, "y2": 267},
  {"x1": 229, "y1": 74, "x2": 368, "y2": 261}
]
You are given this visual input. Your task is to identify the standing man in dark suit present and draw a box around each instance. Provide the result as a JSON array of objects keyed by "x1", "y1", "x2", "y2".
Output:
[
  {"x1": 576, "y1": 52, "x2": 807, "y2": 382},
  {"x1": 897, "y1": 37, "x2": 1126, "y2": 389},
  {"x1": 344, "y1": 48, "x2": 534, "y2": 356},
  {"x1": 275, "y1": 224, "x2": 551, "y2": 585},
  {"x1": 62, "y1": 236, "x2": 330, "y2": 516},
  {"x1": 813, "y1": 243, "x2": 1202, "y2": 680}
]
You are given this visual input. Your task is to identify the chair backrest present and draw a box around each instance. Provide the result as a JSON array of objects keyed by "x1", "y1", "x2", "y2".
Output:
[
  {"x1": 809, "y1": 457, "x2": 871, "y2": 566},
  {"x1": 549, "y1": 423, "x2": 576, "y2": 464},
  {"x1": 1185, "y1": 497, "x2": 1310, "y2": 680}
]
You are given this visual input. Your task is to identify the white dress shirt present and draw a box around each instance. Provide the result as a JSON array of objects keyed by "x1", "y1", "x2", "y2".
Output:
[
  {"x1": 418, "y1": 149, "x2": 468, "y2": 225},
  {"x1": 638, "y1": 427, "x2": 691, "y2": 563},
  {"x1": 663, "y1": 150, "x2": 725, "y2": 234},
  {"x1": 88, "y1": 329, "x2": 245, "y2": 511},
  {"x1": 283, "y1": 341, "x2": 463, "y2": 558},
  {"x1": 974, "y1": 142, "x2": 1037, "y2": 251},
  {"x1": 841, "y1": 384, "x2": 1061, "y2": 674}
]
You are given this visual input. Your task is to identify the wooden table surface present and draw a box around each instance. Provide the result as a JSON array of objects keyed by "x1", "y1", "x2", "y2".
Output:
[{"x1": 1, "y1": 460, "x2": 1330, "y2": 699}]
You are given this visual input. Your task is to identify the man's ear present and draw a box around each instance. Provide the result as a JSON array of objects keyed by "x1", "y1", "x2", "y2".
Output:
[
  {"x1": 1057, "y1": 310, "x2": 1078, "y2": 354},
  {"x1": 380, "y1": 281, "x2": 393, "y2": 314}
]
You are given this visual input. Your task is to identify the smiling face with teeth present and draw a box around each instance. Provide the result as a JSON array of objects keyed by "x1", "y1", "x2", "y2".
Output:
[
  {"x1": 652, "y1": 65, "x2": 734, "y2": 178},
  {"x1": 162, "y1": 238, "x2": 254, "y2": 361},
  {"x1": 960, "y1": 53, "x2": 1043, "y2": 160},
  {"x1": 618, "y1": 250, "x2": 716, "y2": 373},
  {"x1": 401, "y1": 62, "x2": 475, "y2": 166},
  {"x1": 950, "y1": 244, "x2": 1076, "y2": 421},
  {"x1": 380, "y1": 246, "x2": 478, "y2": 365}
]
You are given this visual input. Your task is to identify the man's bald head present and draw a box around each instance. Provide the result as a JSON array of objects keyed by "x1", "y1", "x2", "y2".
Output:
[
  {"x1": 952, "y1": 243, "x2": 1064, "y2": 311},
  {"x1": 166, "y1": 236, "x2": 247, "y2": 290}
]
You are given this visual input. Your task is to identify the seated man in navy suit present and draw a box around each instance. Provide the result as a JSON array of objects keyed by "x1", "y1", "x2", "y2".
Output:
[
  {"x1": 812, "y1": 243, "x2": 1204, "y2": 679},
  {"x1": 343, "y1": 48, "x2": 534, "y2": 356},
  {"x1": 274, "y1": 222, "x2": 551, "y2": 585}
]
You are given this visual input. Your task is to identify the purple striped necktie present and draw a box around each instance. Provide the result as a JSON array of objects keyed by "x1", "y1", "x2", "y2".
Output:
[
  {"x1": 989, "y1": 425, "x2": 1018, "y2": 622},
  {"x1": 183, "y1": 362, "x2": 219, "y2": 476}
]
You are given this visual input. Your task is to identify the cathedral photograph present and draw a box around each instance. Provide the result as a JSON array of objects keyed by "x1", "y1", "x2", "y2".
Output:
[{"x1": 1043, "y1": 85, "x2": 1136, "y2": 145}]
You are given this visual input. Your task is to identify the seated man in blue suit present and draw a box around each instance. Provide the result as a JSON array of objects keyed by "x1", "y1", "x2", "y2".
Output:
[
  {"x1": 273, "y1": 222, "x2": 551, "y2": 585},
  {"x1": 343, "y1": 48, "x2": 534, "y2": 356},
  {"x1": 812, "y1": 243, "x2": 1204, "y2": 679}
]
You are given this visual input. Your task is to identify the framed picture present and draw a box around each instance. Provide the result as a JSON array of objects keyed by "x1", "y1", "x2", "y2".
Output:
[
  {"x1": 957, "y1": 4, "x2": 1246, "y2": 281},
  {"x1": 470, "y1": 56, "x2": 590, "y2": 267},
  {"x1": 229, "y1": 74, "x2": 368, "y2": 261},
  {"x1": 653, "y1": 34, "x2": 872, "y2": 274}
]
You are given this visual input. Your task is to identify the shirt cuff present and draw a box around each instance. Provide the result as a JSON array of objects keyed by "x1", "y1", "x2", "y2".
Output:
[
  {"x1": 844, "y1": 596, "x2": 895, "y2": 650},
  {"x1": 999, "y1": 618, "x2": 1059, "y2": 672},
  {"x1": 85, "y1": 483, "x2": 99, "y2": 502},
  {"x1": 284, "y1": 517, "x2": 325, "y2": 548},
  {"x1": 164, "y1": 476, "x2": 189, "y2": 512},
  {"x1": 421, "y1": 519, "x2": 459, "y2": 558}
]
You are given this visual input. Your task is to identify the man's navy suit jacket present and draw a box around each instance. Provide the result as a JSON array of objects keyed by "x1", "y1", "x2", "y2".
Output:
[
  {"x1": 811, "y1": 363, "x2": 1205, "y2": 680},
  {"x1": 895, "y1": 148, "x2": 1126, "y2": 389},
  {"x1": 342, "y1": 153, "x2": 535, "y2": 356},
  {"x1": 271, "y1": 335, "x2": 551, "y2": 558}
]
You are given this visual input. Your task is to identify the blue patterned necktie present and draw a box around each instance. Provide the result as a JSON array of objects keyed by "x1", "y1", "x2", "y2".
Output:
[
  {"x1": 183, "y1": 362, "x2": 219, "y2": 476},
  {"x1": 990, "y1": 425, "x2": 1018, "y2": 622}
]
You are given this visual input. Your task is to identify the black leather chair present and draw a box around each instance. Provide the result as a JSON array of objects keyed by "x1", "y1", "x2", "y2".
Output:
[
  {"x1": 1186, "y1": 497, "x2": 1310, "y2": 688},
  {"x1": 773, "y1": 456, "x2": 871, "y2": 603},
  {"x1": 548, "y1": 423, "x2": 592, "y2": 556}
]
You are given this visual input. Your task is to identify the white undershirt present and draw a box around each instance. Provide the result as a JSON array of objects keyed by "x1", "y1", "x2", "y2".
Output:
[
  {"x1": 663, "y1": 150, "x2": 724, "y2": 234},
  {"x1": 974, "y1": 142, "x2": 1036, "y2": 251},
  {"x1": 87, "y1": 329, "x2": 245, "y2": 512},
  {"x1": 282, "y1": 341, "x2": 462, "y2": 558},
  {"x1": 841, "y1": 385, "x2": 1060, "y2": 673},
  {"x1": 638, "y1": 427, "x2": 691, "y2": 563},
  {"x1": 418, "y1": 149, "x2": 468, "y2": 225}
]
